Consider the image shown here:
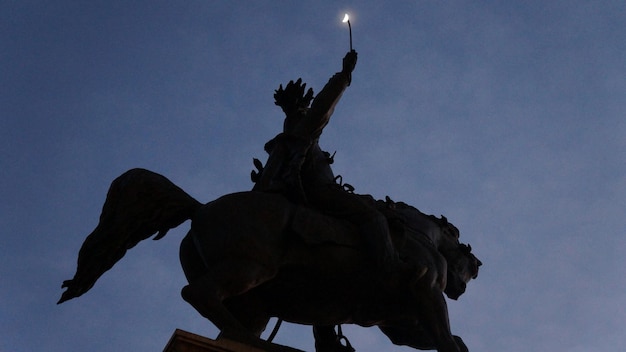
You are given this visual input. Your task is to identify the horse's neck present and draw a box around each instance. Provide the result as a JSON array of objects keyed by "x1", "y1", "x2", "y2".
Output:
[{"x1": 397, "y1": 208, "x2": 444, "y2": 248}]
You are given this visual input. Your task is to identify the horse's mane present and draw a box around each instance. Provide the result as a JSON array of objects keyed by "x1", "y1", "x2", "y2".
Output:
[{"x1": 378, "y1": 196, "x2": 449, "y2": 227}]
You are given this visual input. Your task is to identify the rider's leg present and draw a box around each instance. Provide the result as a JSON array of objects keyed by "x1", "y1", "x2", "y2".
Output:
[
  {"x1": 350, "y1": 210, "x2": 399, "y2": 271},
  {"x1": 308, "y1": 186, "x2": 399, "y2": 272}
]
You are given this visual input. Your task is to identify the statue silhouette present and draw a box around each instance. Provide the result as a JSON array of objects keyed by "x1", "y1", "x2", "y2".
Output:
[{"x1": 58, "y1": 51, "x2": 481, "y2": 352}]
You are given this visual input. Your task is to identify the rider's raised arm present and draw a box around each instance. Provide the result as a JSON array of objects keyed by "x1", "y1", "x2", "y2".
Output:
[{"x1": 304, "y1": 51, "x2": 357, "y2": 138}]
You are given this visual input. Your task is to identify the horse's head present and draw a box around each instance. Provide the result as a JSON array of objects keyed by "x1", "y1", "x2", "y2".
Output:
[
  {"x1": 380, "y1": 198, "x2": 482, "y2": 300},
  {"x1": 434, "y1": 220, "x2": 482, "y2": 300},
  {"x1": 386, "y1": 201, "x2": 482, "y2": 300},
  {"x1": 444, "y1": 242, "x2": 481, "y2": 300}
]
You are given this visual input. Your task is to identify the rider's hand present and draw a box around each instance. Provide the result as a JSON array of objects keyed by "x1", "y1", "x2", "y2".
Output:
[{"x1": 342, "y1": 50, "x2": 357, "y2": 74}]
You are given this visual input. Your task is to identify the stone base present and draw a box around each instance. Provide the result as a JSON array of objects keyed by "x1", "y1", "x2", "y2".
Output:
[{"x1": 162, "y1": 329, "x2": 306, "y2": 352}]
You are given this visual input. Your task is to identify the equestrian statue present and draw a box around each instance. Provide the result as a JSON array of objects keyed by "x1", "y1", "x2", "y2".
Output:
[{"x1": 58, "y1": 50, "x2": 481, "y2": 352}]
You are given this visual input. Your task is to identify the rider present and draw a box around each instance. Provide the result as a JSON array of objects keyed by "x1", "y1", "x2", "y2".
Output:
[{"x1": 253, "y1": 50, "x2": 399, "y2": 272}]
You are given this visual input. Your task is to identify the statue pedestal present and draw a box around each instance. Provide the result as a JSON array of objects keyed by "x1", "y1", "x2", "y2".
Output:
[{"x1": 162, "y1": 329, "x2": 305, "y2": 352}]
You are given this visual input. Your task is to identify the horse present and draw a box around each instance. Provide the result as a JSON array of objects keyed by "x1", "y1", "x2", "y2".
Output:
[{"x1": 58, "y1": 168, "x2": 481, "y2": 352}]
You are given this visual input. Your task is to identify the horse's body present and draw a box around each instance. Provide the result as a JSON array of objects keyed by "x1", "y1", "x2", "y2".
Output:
[
  {"x1": 58, "y1": 169, "x2": 480, "y2": 352},
  {"x1": 180, "y1": 191, "x2": 478, "y2": 352},
  {"x1": 181, "y1": 192, "x2": 414, "y2": 326}
]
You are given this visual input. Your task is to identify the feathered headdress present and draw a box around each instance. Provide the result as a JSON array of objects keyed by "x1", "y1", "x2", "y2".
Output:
[{"x1": 274, "y1": 78, "x2": 314, "y2": 114}]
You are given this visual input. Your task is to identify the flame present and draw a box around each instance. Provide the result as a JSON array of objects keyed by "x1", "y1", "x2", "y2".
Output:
[{"x1": 342, "y1": 14, "x2": 350, "y2": 23}]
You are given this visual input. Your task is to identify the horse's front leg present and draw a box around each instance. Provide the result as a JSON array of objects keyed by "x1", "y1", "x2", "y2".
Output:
[
  {"x1": 378, "y1": 319, "x2": 435, "y2": 350},
  {"x1": 379, "y1": 319, "x2": 467, "y2": 351},
  {"x1": 411, "y1": 275, "x2": 467, "y2": 352}
]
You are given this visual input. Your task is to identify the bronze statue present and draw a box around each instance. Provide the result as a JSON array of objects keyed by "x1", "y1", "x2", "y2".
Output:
[{"x1": 58, "y1": 52, "x2": 481, "y2": 352}]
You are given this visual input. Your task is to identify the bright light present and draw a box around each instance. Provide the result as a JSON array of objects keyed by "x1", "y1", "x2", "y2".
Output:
[{"x1": 341, "y1": 13, "x2": 353, "y2": 51}]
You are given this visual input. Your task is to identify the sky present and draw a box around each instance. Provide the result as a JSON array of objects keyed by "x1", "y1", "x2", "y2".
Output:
[{"x1": 1, "y1": 1, "x2": 625, "y2": 351}]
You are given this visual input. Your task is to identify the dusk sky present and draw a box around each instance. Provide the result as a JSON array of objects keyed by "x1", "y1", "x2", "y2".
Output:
[{"x1": 2, "y1": 1, "x2": 625, "y2": 351}]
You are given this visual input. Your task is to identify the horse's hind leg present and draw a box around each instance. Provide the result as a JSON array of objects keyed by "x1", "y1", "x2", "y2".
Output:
[
  {"x1": 179, "y1": 234, "x2": 244, "y2": 334},
  {"x1": 181, "y1": 276, "x2": 244, "y2": 335},
  {"x1": 181, "y1": 256, "x2": 277, "y2": 338},
  {"x1": 226, "y1": 294, "x2": 271, "y2": 338}
]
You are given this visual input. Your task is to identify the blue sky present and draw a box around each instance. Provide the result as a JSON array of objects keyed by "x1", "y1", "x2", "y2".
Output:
[{"x1": 2, "y1": 1, "x2": 625, "y2": 351}]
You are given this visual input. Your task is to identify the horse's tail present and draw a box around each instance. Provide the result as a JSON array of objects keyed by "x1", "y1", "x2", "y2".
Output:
[{"x1": 58, "y1": 168, "x2": 201, "y2": 304}]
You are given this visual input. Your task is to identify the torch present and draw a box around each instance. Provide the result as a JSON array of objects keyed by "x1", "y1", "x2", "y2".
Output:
[{"x1": 342, "y1": 13, "x2": 353, "y2": 51}]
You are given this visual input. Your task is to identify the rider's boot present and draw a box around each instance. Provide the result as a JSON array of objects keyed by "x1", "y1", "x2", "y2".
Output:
[{"x1": 358, "y1": 214, "x2": 402, "y2": 274}]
